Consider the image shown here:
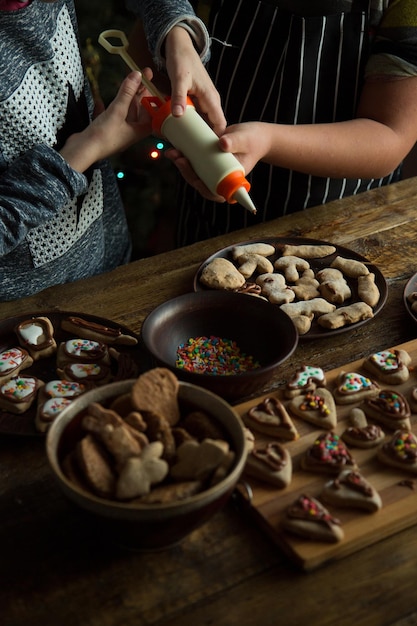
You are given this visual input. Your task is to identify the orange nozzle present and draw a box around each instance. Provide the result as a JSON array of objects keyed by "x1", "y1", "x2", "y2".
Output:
[{"x1": 216, "y1": 170, "x2": 251, "y2": 203}]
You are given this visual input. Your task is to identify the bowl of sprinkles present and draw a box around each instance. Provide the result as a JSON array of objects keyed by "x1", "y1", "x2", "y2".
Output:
[{"x1": 141, "y1": 291, "x2": 298, "y2": 401}]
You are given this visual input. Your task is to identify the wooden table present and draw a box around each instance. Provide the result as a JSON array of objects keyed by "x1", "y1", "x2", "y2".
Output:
[{"x1": 3, "y1": 177, "x2": 417, "y2": 626}]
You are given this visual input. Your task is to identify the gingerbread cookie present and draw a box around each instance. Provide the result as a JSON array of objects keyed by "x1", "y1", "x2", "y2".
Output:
[
  {"x1": 280, "y1": 494, "x2": 344, "y2": 543},
  {"x1": 131, "y1": 367, "x2": 180, "y2": 426},
  {"x1": 61, "y1": 316, "x2": 138, "y2": 346},
  {"x1": 333, "y1": 371, "x2": 379, "y2": 405},
  {"x1": 301, "y1": 431, "x2": 356, "y2": 474},
  {"x1": 284, "y1": 364, "x2": 326, "y2": 398},
  {"x1": 35, "y1": 379, "x2": 90, "y2": 433},
  {"x1": 321, "y1": 469, "x2": 382, "y2": 512},
  {"x1": 362, "y1": 349, "x2": 411, "y2": 385},
  {"x1": 245, "y1": 441, "x2": 292, "y2": 488},
  {"x1": 289, "y1": 388, "x2": 337, "y2": 430},
  {"x1": 0, "y1": 347, "x2": 33, "y2": 385},
  {"x1": 200, "y1": 257, "x2": 246, "y2": 290},
  {"x1": 243, "y1": 396, "x2": 299, "y2": 440},
  {"x1": 377, "y1": 430, "x2": 417, "y2": 474},
  {"x1": 0, "y1": 375, "x2": 43, "y2": 414},
  {"x1": 15, "y1": 316, "x2": 56, "y2": 360},
  {"x1": 116, "y1": 441, "x2": 169, "y2": 500},
  {"x1": 364, "y1": 389, "x2": 411, "y2": 431},
  {"x1": 341, "y1": 407, "x2": 385, "y2": 449}
]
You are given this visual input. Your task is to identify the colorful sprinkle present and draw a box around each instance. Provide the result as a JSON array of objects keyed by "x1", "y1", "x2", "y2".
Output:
[{"x1": 175, "y1": 336, "x2": 260, "y2": 375}]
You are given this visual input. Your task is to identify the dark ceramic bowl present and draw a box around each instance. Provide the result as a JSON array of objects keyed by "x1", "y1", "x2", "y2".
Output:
[
  {"x1": 46, "y1": 379, "x2": 247, "y2": 551},
  {"x1": 140, "y1": 291, "x2": 298, "y2": 401}
]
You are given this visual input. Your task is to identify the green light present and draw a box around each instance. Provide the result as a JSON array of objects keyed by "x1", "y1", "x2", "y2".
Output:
[
  {"x1": 116, "y1": 171, "x2": 125, "y2": 179},
  {"x1": 156, "y1": 141, "x2": 164, "y2": 150}
]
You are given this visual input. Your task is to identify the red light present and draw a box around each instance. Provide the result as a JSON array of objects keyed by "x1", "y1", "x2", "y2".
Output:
[{"x1": 149, "y1": 149, "x2": 160, "y2": 160}]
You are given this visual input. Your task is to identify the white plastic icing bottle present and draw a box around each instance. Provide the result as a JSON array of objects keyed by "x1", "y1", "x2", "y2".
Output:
[{"x1": 143, "y1": 96, "x2": 257, "y2": 214}]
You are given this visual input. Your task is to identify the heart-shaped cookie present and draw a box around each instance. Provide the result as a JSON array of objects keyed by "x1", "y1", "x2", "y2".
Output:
[
  {"x1": 321, "y1": 469, "x2": 382, "y2": 512},
  {"x1": 301, "y1": 431, "x2": 356, "y2": 474},
  {"x1": 364, "y1": 389, "x2": 411, "y2": 431},
  {"x1": 289, "y1": 388, "x2": 337, "y2": 430},
  {"x1": 333, "y1": 371, "x2": 379, "y2": 405},
  {"x1": 280, "y1": 494, "x2": 344, "y2": 543},
  {"x1": 362, "y1": 349, "x2": 411, "y2": 385},
  {"x1": 245, "y1": 441, "x2": 292, "y2": 488},
  {"x1": 244, "y1": 396, "x2": 299, "y2": 440},
  {"x1": 377, "y1": 430, "x2": 417, "y2": 474}
]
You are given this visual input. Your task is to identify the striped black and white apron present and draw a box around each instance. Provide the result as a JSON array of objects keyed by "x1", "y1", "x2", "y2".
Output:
[{"x1": 176, "y1": 0, "x2": 399, "y2": 246}]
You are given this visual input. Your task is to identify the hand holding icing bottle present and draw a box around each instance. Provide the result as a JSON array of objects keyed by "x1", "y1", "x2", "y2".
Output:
[
  {"x1": 143, "y1": 96, "x2": 257, "y2": 214},
  {"x1": 98, "y1": 29, "x2": 257, "y2": 215}
]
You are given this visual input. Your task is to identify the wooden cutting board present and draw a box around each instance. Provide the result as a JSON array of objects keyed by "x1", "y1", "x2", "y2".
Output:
[{"x1": 234, "y1": 338, "x2": 417, "y2": 571}]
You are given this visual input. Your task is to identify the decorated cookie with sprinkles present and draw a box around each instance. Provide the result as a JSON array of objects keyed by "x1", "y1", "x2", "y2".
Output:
[
  {"x1": 362, "y1": 349, "x2": 411, "y2": 385},
  {"x1": 284, "y1": 364, "x2": 326, "y2": 398},
  {"x1": 243, "y1": 396, "x2": 299, "y2": 440},
  {"x1": 57, "y1": 362, "x2": 112, "y2": 385},
  {"x1": 35, "y1": 380, "x2": 91, "y2": 433},
  {"x1": 280, "y1": 494, "x2": 344, "y2": 543},
  {"x1": 0, "y1": 346, "x2": 33, "y2": 385},
  {"x1": 288, "y1": 388, "x2": 337, "y2": 430},
  {"x1": 333, "y1": 370, "x2": 379, "y2": 405},
  {"x1": 377, "y1": 429, "x2": 417, "y2": 474},
  {"x1": 57, "y1": 338, "x2": 111, "y2": 369},
  {"x1": 301, "y1": 431, "x2": 357, "y2": 474},
  {"x1": 0, "y1": 375, "x2": 44, "y2": 414},
  {"x1": 364, "y1": 389, "x2": 411, "y2": 431}
]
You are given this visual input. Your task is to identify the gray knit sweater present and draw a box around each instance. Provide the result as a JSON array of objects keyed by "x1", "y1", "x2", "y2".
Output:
[{"x1": 0, "y1": 0, "x2": 208, "y2": 301}]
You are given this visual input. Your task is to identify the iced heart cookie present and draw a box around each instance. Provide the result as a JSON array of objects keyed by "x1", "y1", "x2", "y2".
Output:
[
  {"x1": 284, "y1": 365, "x2": 326, "y2": 398},
  {"x1": 301, "y1": 431, "x2": 356, "y2": 474},
  {"x1": 245, "y1": 441, "x2": 292, "y2": 488},
  {"x1": 333, "y1": 371, "x2": 379, "y2": 405},
  {"x1": 289, "y1": 388, "x2": 337, "y2": 430},
  {"x1": 364, "y1": 389, "x2": 411, "y2": 431},
  {"x1": 362, "y1": 349, "x2": 411, "y2": 385},
  {"x1": 15, "y1": 316, "x2": 56, "y2": 360},
  {"x1": 280, "y1": 494, "x2": 344, "y2": 543},
  {"x1": 243, "y1": 396, "x2": 299, "y2": 440},
  {"x1": 377, "y1": 430, "x2": 417, "y2": 474},
  {"x1": 0, "y1": 375, "x2": 43, "y2": 414},
  {"x1": 0, "y1": 347, "x2": 33, "y2": 385},
  {"x1": 320, "y1": 469, "x2": 382, "y2": 512},
  {"x1": 341, "y1": 407, "x2": 385, "y2": 449},
  {"x1": 58, "y1": 362, "x2": 112, "y2": 385}
]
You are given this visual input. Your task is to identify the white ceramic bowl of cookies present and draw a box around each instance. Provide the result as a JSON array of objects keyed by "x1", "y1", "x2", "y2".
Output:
[{"x1": 46, "y1": 376, "x2": 247, "y2": 550}]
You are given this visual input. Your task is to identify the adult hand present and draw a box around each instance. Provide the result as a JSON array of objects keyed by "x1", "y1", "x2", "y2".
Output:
[{"x1": 164, "y1": 26, "x2": 227, "y2": 136}]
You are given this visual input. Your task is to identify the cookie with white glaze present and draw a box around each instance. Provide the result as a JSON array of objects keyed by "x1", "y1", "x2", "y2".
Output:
[
  {"x1": 333, "y1": 371, "x2": 379, "y2": 405},
  {"x1": 321, "y1": 469, "x2": 382, "y2": 512},
  {"x1": 35, "y1": 379, "x2": 91, "y2": 433},
  {"x1": 288, "y1": 388, "x2": 337, "y2": 430},
  {"x1": 245, "y1": 441, "x2": 292, "y2": 488},
  {"x1": 243, "y1": 396, "x2": 299, "y2": 440},
  {"x1": 364, "y1": 389, "x2": 411, "y2": 431},
  {"x1": 0, "y1": 375, "x2": 44, "y2": 414},
  {"x1": 15, "y1": 316, "x2": 57, "y2": 360},
  {"x1": 280, "y1": 494, "x2": 344, "y2": 543},
  {"x1": 284, "y1": 364, "x2": 326, "y2": 398},
  {"x1": 362, "y1": 349, "x2": 411, "y2": 385},
  {"x1": 377, "y1": 430, "x2": 417, "y2": 474},
  {"x1": 0, "y1": 347, "x2": 33, "y2": 385}
]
